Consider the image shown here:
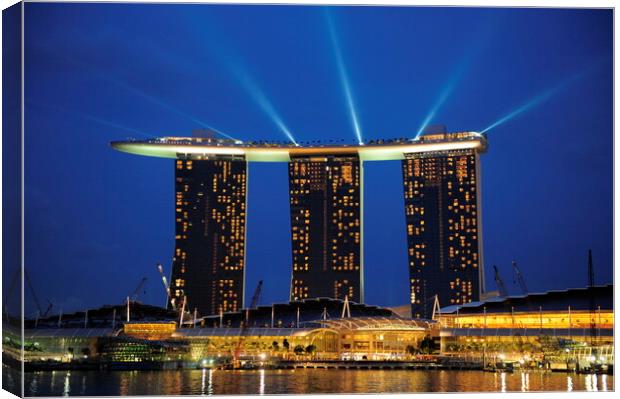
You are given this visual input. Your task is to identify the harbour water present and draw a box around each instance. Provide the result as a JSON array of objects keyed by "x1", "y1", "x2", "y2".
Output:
[{"x1": 3, "y1": 367, "x2": 614, "y2": 396}]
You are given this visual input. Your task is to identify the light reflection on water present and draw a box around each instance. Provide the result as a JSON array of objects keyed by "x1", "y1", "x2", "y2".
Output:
[
  {"x1": 62, "y1": 371, "x2": 71, "y2": 397},
  {"x1": 3, "y1": 366, "x2": 614, "y2": 396},
  {"x1": 500, "y1": 372, "x2": 507, "y2": 392}
]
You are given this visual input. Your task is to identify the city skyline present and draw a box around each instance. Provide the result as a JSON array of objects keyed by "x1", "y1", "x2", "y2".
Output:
[{"x1": 12, "y1": 3, "x2": 613, "y2": 316}]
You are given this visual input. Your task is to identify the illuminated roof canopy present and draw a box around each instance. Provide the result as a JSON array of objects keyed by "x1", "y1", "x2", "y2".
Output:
[
  {"x1": 305, "y1": 317, "x2": 436, "y2": 331},
  {"x1": 110, "y1": 131, "x2": 487, "y2": 162}
]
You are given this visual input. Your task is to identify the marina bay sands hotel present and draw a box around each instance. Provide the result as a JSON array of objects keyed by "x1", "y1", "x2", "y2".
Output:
[{"x1": 111, "y1": 129, "x2": 488, "y2": 320}]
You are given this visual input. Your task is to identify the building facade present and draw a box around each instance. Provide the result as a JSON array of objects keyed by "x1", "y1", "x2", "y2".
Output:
[
  {"x1": 288, "y1": 155, "x2": 363, "y2": 302},
  {"x1": 169, "y1": 156, "x2": 247, "y2": 316},
  {"x1": 402, "y1": 132, "x2": 485, "y2": 319}
]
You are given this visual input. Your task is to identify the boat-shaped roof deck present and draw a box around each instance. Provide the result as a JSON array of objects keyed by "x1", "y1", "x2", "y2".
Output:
[{"x1": 111, "y1": 131, "x2": 487, "y2": 162}]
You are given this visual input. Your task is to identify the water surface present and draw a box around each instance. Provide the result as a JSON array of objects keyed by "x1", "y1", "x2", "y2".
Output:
[{"x1": 3, "y1": 367, "x2": 613, "y2": 396}]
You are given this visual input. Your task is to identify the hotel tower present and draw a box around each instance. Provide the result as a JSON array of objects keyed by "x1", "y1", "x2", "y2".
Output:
[
  {"x1": 402, "y1": 130, "x2": 486, "y2": 319},
  {"x1": 288, "y1": 155, "x2": 363, "y2": 303},
  {"x1": 169, "y1": 151, "x2": 247, "y2": 316}
]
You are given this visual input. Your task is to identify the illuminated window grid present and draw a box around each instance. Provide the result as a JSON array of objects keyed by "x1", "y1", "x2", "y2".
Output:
[
  {"x1": 288, "y1": 156, "x2": 362, "y2": 302},
  {"x1": 403, "y1": 149, "x2": 482, "y2": 318},
  {"x1": 439, "y1": 311, "x2": 614, "y2": 330},
  {"x1": 170, "y1": 157, "x2": 247, "y2": 316}
]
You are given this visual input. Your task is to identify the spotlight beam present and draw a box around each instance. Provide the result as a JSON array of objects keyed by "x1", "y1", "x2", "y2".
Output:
[
  {"x1": 325, "y1": 9, "x2": 363, "y2": 145},
  {"x1": 232, "y1": 66, "x2": 298, "y2": 145},
  {"x1": 481, "y1": 70, "x2": 589, "y2": 134},
  {"x1": 27, "y1": 101, "x2": 156, "y2": 139},
  {"x1": 415, "y1": 86, "x2": 453, "y2": 139},
  {"x1": 480, "y1": 90, "x2": 554, "y2": 134},
  {"x1": 31, "y1": 44, "x2": 236, "y2": 140},
  {"x1": 413, "y1": 18, "x2": 504, "y2": 139},
  {"x1": 100, "y1": 77, "x2": 238, "y2": 141}
]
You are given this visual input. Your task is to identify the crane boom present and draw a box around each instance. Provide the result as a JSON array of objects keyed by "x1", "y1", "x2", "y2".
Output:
[
  {"x1": 157, "y1": 263, "x2": 173, "y2": 309},
  {"x1": 493, "y1": 265, "x2": 508, "y2": 298},
  {"x1": 511, "y1": 261, "x2": 528, "y2": 294},
  {"x1": 130, "y1": 277, "x2": 148, "y2": 302},
  {"x1": 25, "y1": 270, "x2": 44, "y2": 316},
  {"x1": 43, "y1": 300, "x2": 53, "y2": 317},
  {"x1": 249, "y1": 280, "x2": 263, "y2": 309},
  {"x1": 232, "y1": 280, "x2": 263, "y2": 367}
]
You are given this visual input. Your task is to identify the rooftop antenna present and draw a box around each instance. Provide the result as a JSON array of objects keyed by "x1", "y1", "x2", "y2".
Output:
[
  {"x1": 58, "y1": 309, "x2": 63, "y2": 328},
  {"x1": 84, "y1": 309, "x2": 88, "y2": 328},
  {"x1": 126, "y1": 296, "x2": 130, "y2": 322},
  {"x1": 588, "y1": 249, "x2": 594, "y2": 287}
]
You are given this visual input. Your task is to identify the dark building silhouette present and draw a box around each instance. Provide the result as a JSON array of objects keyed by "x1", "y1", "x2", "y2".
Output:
[
  {"x1": 402, "y1": 132, "x2": 487, "y2": 319},
  {"x1": 288, "y1": 155, "x2": 363, "y2": 303},
  {"x1": 169, "y1": 156, "x2": 247, "y2": 316}
]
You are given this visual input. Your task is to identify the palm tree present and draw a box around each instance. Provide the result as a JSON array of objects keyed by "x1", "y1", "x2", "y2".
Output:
[
  {"x1": 293, "y1": 345, "x2": 305, "y2": 356},
  {"x1": 305, "y1": 345, "x2": 316, "y2": 359}
]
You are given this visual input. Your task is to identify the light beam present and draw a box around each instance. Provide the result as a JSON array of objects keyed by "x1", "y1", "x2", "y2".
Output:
[
  {"x1": 232, "y1": 66, "x2": 298, "y2": 146},
  {"x1": 32, "y1": 44, "x2": 236, "y2": 141},
  {"x1": 27, "y1": 101, "x2": 156, "y2": 139},
  {"x1": 102, "y1": 76, "x2": 237, "y2": 141},
  {"x1": 481, "y1": 70, "x2": 587, "y2": 134},
  {"x1": 415, "y1": 84, "x2": 454, "y2": 139},
  {"x1": 325, "y1": 9, "x2": 363, "y2": 145}
]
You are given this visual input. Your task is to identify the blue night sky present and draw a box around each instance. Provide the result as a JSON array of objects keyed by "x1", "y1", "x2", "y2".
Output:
[{"x1": 19, "y1": 3, "x2": 612, "y2": 316}]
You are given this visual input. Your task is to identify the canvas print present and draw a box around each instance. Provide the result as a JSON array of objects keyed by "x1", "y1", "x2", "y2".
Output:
[{"x1": 1, "y1": 1, "x2": 614, "y2": 396}]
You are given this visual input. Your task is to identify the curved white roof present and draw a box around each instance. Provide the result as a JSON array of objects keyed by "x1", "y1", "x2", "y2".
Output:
[{"x1": 111, "y1": 132, "x2": 487, "y2": 162}]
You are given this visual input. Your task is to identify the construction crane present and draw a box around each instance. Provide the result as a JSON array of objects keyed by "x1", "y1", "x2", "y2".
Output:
[
  {"x1": 511, "y1": 261, "x2": 528, "y2": 294},
  {"x1": 587, "y1": 249, "x2": 596, "y2": 343},
  {"x1": 157, "y1": 263, "x2": 174, "y2": 309},
  {"x1": 129, "y1": 277, "x2": 148, "y2": 302},
  {"x1": 249, "y1": 281, "x2": 263, "y2": 311},
  {"x1": 232, "y1": 280, "x2": 263, "y2": 367},
  {"x1": 493, "y1": 265, "x2": 508, "y2": 298},
  {"x1": 587, "y1": 249, "x2": 595, "y2": 287},
  {"x1": 3, "y1": 269, "x2": 54, "y2": 319},
  {"x1": 42, "y1": 300, "x2": 53, "y2": 318},
  {"x1": 24, "y1": 271, "x2": 44, "y2": 316}
]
